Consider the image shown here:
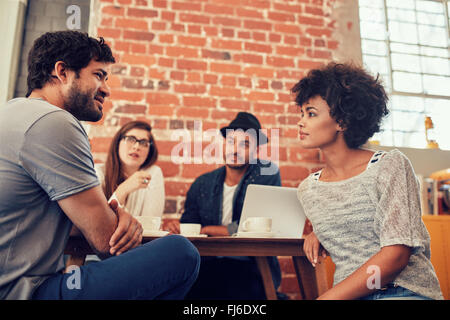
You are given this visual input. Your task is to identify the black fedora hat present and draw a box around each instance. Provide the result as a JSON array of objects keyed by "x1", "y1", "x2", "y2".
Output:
[{"x1": 220, "y1": 112, "x2": 268, "y2": 145}]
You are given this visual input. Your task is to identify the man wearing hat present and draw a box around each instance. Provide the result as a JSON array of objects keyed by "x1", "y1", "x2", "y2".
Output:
[{"x1": 166, "y1": 112, "x2": 282, "y2": 300}]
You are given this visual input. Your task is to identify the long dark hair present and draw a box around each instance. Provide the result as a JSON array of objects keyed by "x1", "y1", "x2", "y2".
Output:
[{"x1": 103, "y1": 120, "x2": 158, "y2": 200}]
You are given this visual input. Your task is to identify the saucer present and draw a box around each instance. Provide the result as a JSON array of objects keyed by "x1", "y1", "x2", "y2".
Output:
[
  {"x1": 143, "y1": 230, "x2": 169, "y2": 237},
  {"x1": 234, "y1": 231, "x2": 275, "y2": 238},
  {"x1": 181, "y1": 234, "x2": 208, "y2": 238}
]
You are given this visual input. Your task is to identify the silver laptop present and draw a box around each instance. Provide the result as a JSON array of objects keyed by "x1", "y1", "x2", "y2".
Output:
[{"x1": 237, "y1": 184, "x2": 307, "y2": 238}]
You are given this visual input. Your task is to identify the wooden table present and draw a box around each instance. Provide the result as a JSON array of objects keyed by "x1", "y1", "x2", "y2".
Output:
[{"x1": 65, "y1": 236, "x2": 329, "y2": 300}]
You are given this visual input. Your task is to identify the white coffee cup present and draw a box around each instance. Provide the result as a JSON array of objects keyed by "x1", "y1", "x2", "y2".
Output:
[
  {"x1": 180, "y1": 223, "x2": 202, "y2": 236},
  {"x1": 242, "y1": 217, "x2": 272, "y2": 233},
  {"x1": 136, "y1": 216, "x2": 161, "y2": 231}
]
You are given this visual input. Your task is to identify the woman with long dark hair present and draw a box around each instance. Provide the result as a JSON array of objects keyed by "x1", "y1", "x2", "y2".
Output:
[{"x1": 96, "y1": 120, "x2": 165, "y2": 218}]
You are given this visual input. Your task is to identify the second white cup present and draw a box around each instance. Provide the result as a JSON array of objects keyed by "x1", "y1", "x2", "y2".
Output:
[
  {"x1": 242, "y1": 217, "x2": 272, "y2": 233},
  {"x1": 136, "y1": 216, "x2": 161, "y2": 231},
  {"x1": 180, "y1": 223, "x2": 202, "y2": 236}
]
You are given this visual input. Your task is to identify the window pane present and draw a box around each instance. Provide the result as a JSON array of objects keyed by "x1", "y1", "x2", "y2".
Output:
[
  {"x1": 387, "y1": 0, "x2": 415, "y2": 9},
  {"x1": 416, "y1": 0, "x2": 443, "y2": 14},
  {"x1": 390, "y1": 42, "x2": 420, "y2": 55},
  {"x1": 388, "y1": 8, "x2": 416, "y2": 23},
  {"x1": 391, "y1": 53, "x2": 422, "y2": 73},
  {"x1": 423, "y1": 74, "x2": 450, "y2": 96},
  {"x1": 390, "y1": 94, "x2": 425, "y2": 112},
  {"x1": 361, "y1": 21, "x2": 387, "y2": 40},
  {"x1": 392, "y1": 71, "x2": 423, "y2": 93},
  {"x1": 363, "y1": 55, "x2": 390, "y2": 74},
  {"x1": 388, "y1": 21, "x2": 418, "y2": 44},
  {"x1": 418, "y1": 25, "x2": 447, "y2": 47},
  {"x1": 362, "y1": 39, "x2": 388, "y2": 55},
  {"x1": 392, "y1": 110, "x2": 424, "y2": 131},
  {"x1": 420, "y1": 46, "x2": 448, "y2": 58},
  {"x1": 425, "y1": 98, "x2": 450, "y2": 149},
  {"x1": 417, "y1": 11, "x2": 446, "y2": 27},
  {"x1": 421, "y1": 56, "x2": 450, "y2": 76}
]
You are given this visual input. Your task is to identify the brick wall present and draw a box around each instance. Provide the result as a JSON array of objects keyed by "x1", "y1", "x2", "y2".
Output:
[{"x1": 89, "y1": 0, "x2": 347, "y2": 299}]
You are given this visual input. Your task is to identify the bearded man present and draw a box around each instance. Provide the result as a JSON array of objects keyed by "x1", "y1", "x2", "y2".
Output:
[{"x1": 0, "y1": 31, "x2": 199, "y2": 300}]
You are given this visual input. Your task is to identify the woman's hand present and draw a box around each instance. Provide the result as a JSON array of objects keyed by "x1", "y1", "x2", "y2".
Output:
[
  {"x1": 115, "y1": 171, "x2": 152, "y2": 204},
  {"x1": 303, "y1": 231, "x2": 327, "y2": 267}
]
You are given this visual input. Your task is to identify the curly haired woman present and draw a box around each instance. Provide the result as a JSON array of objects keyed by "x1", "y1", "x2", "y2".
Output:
[{"x1": 294, "y1": 62, "x2": 443, "y2": 300}]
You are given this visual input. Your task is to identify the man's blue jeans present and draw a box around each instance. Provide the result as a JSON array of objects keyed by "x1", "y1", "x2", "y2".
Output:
[{"x1": 32, "y1": 235, "x2": 200, "y2": 300}]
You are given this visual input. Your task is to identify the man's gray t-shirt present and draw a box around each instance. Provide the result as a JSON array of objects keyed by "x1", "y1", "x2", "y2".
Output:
[{"x1": 0, "y1": 98, "x2": 99, "y2": 299}]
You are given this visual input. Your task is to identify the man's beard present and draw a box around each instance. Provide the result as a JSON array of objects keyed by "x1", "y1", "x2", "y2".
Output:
[{"x1": 64, "y1": 82, "x2": 103, "y2": 122}]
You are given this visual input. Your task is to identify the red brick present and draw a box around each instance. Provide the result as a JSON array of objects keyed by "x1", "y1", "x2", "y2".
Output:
[
  {"x1": 246, "y1": 91, "x2": 275, "y2": 101},
  {"x1": 266, "y1": 56, "x2": 295, "y2": 68},
  {"x1": 90, "y1": 137, "x2": 112, "y2": 153},
  {"x1": 244, "y1": 20, "x2": 272, "y2": 31},
  {"x1": 211, "y1": 62, "x2": 241, "y2": 74},
  {"x1": 97, "y1": 28, "x2": 121, "y2": 39},
  {"x1": 176, "y1": 59, "x2": 207, "y2": 71},
  {"x1": 183, "y1": 96, "x2": 216, "y2": 108},
  {"x1": 102, "y1": 6, "x2": 125, "y2": 16},
  {"x1": 212, "y1": 17, "x2": 242, "y2": 28},
  {"x1": 274, "y1": 24, "x2": 301, "y2": 34},
  {"x1": 188, "y1": 25, "x2": 202, "y2": 34},
  {"x1": 177, "y1": 107, "x2": 209, "y2": 118},
  {"x1": 307, "y1": 49, "x2": 332, "y2": 59},
  {"x1": 204, "y1": 4, "x2": 234, "y2": 15},
  {"x1": 166, "y1": 46, "x2": 199, "y2": 58},
  {"x1": 243, "y1": 66, "x2": 274, "y2": 78},
  {"x1": 186, "y1": 72, "x2": 201, "y2": 82},
  {"x1": 203, "y1": 74, "x2": 218, "y2": 84},
  {"x1": 147, "y1": 106, "x2": 174, "y2": 117},
  {"x1": 127, "y1": 7, "x2": 158, "y2": 18},
  {"x1": 235, "y1": 7, "x2": 264, "y2": 19},
  {"x1": 174, "y1": 84, "x2": 206, "y2": 95},
  {"x1": 123, "y1": 30, "x2": 155, "y2": 42},
  {"x1": 202, "y1": 50, "x2": 231, "y2": 61},
  {"x1": 220, "y1": 76, "x2": 236, "y2": 87},
  {"x1": 153, "y1": 0, "x2": 167, "y2": 8},
  {"x1": 211, "y1": 39, "x2": 242, "y2": 51},
  {"x1": 120, "y1": 54, "x2": 156, "y2": 66},
  {"x1": 170, "y1": 71, "x2": 185, "y2": 81},
  {"x1": 165, "y1": 181, "x2": 191, "y2": 197},
  {"x1": 298, "y1": 16, "x2": 325, "y2": 27},
  {"x1": 289, "y1": 147, "x2": 320, "y2": 163},
  {"x1": 209, "y1": 86, "x2": 242, "y2": 98},
  {"x1": 178, "y1": 35, "x2": 207, "y2": 47},
  {"x1": 253, "y1": 103, "x2": 285, "y2": 114},
  {"x1": 220, "y1": 99, "x2": 250, "y2": 110},
  {"x1": 171, "y1": 1, "x2": 202, "y2": 11},
  {"x1": 115, "y1": 18, "x2": 148, "y2": 30},
  {"x1": 280, "y1": 165, "x2": 310, "y2": 182},
  {"x1": 181, "y1": 163, "x2": 219, "y2": 179},
  {"x1": 146, "y1": 92, "x2": 179, "y2": 105},
  {"x1": 244, "y1": 42, "x2": 272, "y2": 53},
  {"x1": 110, "y1": 90, "x2": 144, "y2": 102},
  {"x1": 179, "y1": 13, "x2": 210, "y2": 24},
  {"x1": 115, "y1": 104, "x2": 147, "y2": 114},
  {"x1": 276, "y1": 46, "x2": 305, "y2": 56},
  {"x1": 157, "y1": 160, "x2": 180, "y2": 177},
  {"x1": 268, "y1": 12, "x2": 296, "y2": 22}
]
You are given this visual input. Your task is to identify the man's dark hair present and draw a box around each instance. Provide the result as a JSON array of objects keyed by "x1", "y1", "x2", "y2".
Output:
[
  {"x1": 26, "y1": 30, "x2": 115, "y2": 97},
  {"x1": 292, "y1": 62, "x2": 389, "y2": 149}
]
